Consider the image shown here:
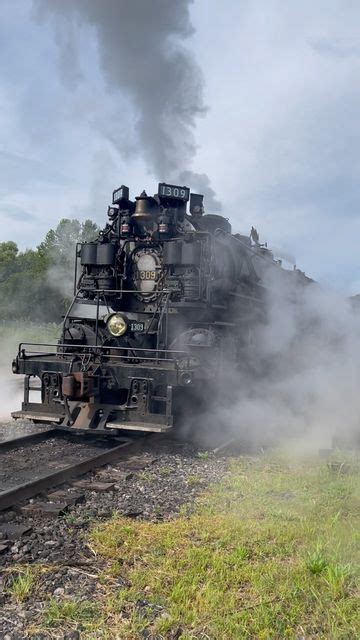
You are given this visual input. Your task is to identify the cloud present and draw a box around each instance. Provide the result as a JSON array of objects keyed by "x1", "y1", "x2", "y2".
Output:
[
  {"x1": 310, "y1": 36, "x2": 360, "y2": 58},
  {"x1": 1, "y1": 1, "x2": 360, "y2": 287},
  {"x1": 0, "y1": 151, "x2": 70, "y2": 193},
  {"x1": 0, "y1": 204, "x2": 37, "y2": 222}
]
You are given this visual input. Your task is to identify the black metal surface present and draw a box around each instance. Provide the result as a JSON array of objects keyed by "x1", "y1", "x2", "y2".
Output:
[{"x1": 0, "y1": 436, "x2": 133, "y2": 511}]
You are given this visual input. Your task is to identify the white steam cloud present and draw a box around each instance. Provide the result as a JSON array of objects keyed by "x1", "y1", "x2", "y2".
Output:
[
  {"x1": 197, "y1": 271, "x2": 360, "y2": 451},
  {"x1": 0, "y1": 336, "x2": 22, "y2": 422}
]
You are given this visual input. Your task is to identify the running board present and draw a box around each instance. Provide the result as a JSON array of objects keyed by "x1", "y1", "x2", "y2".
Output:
[
  {"x1": 106, "y1": 421, "x2": 171, "y2": 433},
  {"x1": 12, "y1": 411, "x2": 63, "y2": 424}
]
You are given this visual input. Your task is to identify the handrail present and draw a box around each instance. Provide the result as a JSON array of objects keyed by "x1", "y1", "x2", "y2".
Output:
[
  {"x1": 76, "y1": 287, "x2": 174, "y2": 294},
  {"x1": 18, "y1": 342, "x2": 188, "y2": 355},
  {"x1": 17, "y1": 342, "x2": 192, "y2": 366}
]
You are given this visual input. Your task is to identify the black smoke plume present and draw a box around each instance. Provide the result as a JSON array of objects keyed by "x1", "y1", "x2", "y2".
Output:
[{"x1": 35, "y1": 0, "x2": 221, "y2": 210}]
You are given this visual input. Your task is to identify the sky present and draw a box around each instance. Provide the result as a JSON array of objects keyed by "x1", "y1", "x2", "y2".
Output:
[{"x1": 1, "y1": 0, "x2": 360, "y2": 291}]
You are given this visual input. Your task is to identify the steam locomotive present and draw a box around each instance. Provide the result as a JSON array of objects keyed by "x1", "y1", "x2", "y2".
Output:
[{"x1": 11, "y1": 183, "x2": 310, "y2": 434}]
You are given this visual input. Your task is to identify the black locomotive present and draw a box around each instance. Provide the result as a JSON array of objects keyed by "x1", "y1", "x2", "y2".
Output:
[{"x1": 12, "y1": 182, "x2": 310, "y2": 434}]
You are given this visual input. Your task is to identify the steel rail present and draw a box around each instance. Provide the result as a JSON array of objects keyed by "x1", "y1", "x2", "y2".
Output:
[{"x1": 0, "y1": 435, "x2": 137, "y2": 511}]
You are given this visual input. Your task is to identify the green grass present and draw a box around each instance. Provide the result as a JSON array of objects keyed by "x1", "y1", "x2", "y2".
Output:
[
  {"x1": 44, "y1": 599, "x2": 99, "y2": 628},
  {"x1": 187, "y1": 473, "x2": 202, "y2": 487},
  {"x1": 306, "y1": 544, "x2": 329, "y2": 575},
  {"x1": 6, "y1": 566, "x2": 37, "y2": 602},
  {"x1": 0, "y1": 321, "x2": 60, "y2": 359},
  {"x1": 197, "y1": 450, "x2": 210, "y2": 459},
  {"x1": 25, "y1": 452, "x2": 360, "y2": 638},
  {"x1": 158, "y1": 465, "x2": 173, "y2": 476},
  {"x1": 137, "y1": 470, "x2": 153, "y2": 483}
]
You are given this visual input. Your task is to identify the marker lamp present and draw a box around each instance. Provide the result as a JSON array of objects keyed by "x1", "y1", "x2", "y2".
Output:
[{"x1": 107, "y1": 314, "x2": 127, "y2": 337}]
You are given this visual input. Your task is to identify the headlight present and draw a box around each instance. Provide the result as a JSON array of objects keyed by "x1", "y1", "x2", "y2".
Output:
[
  {"x1": 180, "y1": 371, "x2": 193, "y2": 385},
  {"x1": 107, "y1": 314, "x2": 127, "y2": 337}
]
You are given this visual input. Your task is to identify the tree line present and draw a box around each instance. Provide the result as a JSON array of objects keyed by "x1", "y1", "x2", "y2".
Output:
[{"x1": 0, "y1": 219, "x2": 99, "y2": 322}]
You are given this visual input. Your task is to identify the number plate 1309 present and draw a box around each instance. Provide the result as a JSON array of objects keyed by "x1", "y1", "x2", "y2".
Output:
[{"x1": 130, "y1": 321, "x2": 145, "y2": 333}]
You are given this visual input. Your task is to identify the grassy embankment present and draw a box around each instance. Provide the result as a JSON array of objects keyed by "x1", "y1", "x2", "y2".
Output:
[
  {"x1": 21, "y1": 451, "x2": 359, "y2": 639},
  {"x1": 0, "y1": 321, "x2": 60, "y2": 359},
  {"x1": 0, "y1": 321, "x2": 61, "y2": 422}
]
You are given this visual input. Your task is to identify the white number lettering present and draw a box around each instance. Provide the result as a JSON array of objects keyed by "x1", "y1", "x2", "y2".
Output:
[
  {"x1": 131, "y1": 322, "x2": 144, "y2": 332},
  {"x1": 139, "y1": 270, "x2": 156, "y2": 280}
]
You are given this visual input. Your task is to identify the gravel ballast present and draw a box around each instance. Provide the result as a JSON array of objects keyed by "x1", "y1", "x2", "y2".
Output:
[{"x1": 0, "y1": 428, "x2": 230, "y2": 639}]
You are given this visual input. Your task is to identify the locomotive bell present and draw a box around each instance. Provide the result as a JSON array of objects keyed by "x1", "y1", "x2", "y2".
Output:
[{"x1": 132, "y1": 190, "x2": 155, "y2": 222}]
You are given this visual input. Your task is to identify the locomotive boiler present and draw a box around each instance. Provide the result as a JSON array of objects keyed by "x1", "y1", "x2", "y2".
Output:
[{"x1": 11, "y1": 182, "x2": 310, "y2": 433}]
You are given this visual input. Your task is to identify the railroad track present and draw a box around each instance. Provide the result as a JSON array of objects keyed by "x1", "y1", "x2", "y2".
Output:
[{"x1": 0, "y1": 428, "x2": 144, "y2": 511}]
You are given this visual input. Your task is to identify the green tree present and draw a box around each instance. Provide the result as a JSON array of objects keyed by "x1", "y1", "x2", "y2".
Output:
[
  {"x1": 0, "y1": 218, "x2": 100, "y2": 322},
  {"x1": 81, "y1": 219, "x2": 100, "y2": 242},
  {"x1": 0, "y1": 241, "x2": 19, "y2": 284},
  {"x1": 0, "y1": 241, "x2": 18, "y2": 264},
  {"x1": 38, "y1": 218, "x2": 99, "y2": 260}
]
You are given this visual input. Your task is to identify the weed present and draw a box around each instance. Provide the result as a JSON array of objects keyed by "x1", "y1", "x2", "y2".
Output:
[
  {"x1": 178, "y1": 504, "x2": 190, "y2": 517},
  {"x1": 228, "y1": 545, "x2": 249, "y2": 563},
  {"x1": 62, "y1": 512, "x2": 77, "y2": 525},
  {"x1": 187, "y1": 474, "x2": 202, "y2": 487},
  {"x1": 7, "y1": 567, "x2": 36, "y2": 602},
  {"x1": 325, "y1": 563, "x2": 353, "y2": 595},
  {"x1": 197, "y1": 450, "x2": 210, "y2": 459},
  {"x1": 137, "y1": 471, "x2": 153, "y2": 483},
  {"x1": 44, "y1": 599, "x2": 99, "y2": 627},
  {"x1": 81, "y1": 509, "x2": 95, "y2": 523},
  {"x1": 306, "y1": 546, "x2": 328, "y2": 575},
  {"x1": 158, "y1": 466, "x2": 172, "y2": 476}
]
